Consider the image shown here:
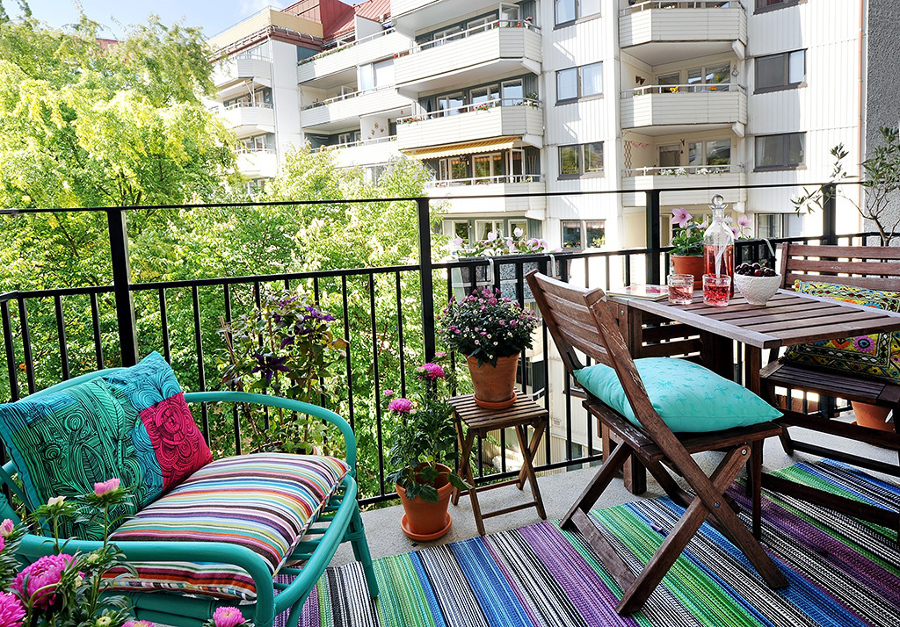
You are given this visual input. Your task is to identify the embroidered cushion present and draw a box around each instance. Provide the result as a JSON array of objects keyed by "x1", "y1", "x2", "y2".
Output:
[
  {"x1": 575, "y1": 357, "x2": 782, "y2": 433},
  {"x1": 782, "y1": 281, "x2": 900, "y2": 384},
  {"x1": 105, "y1": 453, "x2": 350, "y2": 601},
  {"x1": 0, "y1": 352, "x2": 211, "y2": 539}
]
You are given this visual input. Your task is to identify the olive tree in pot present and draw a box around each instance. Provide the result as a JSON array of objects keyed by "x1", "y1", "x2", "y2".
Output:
[{"x1": 385, "y1": 361, "x2": 469, "y2": 541}]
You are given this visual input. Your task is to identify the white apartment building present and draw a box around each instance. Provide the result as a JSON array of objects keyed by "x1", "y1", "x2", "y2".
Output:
[{"x1": 208, "y1": 0, "x2": 871, "y2": 459}]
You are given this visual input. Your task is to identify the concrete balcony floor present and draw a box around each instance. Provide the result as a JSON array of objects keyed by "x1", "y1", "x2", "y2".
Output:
[{"x1": 332, "y1": 416, "x2": 896, "y2": 565}]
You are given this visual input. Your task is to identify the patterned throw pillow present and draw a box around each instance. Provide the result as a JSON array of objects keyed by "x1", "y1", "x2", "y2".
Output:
[
  {"x1": 782, "y1": 281, "x2": 900, "y2": 384},
  {"x1": 0, "y1": 352, "x2": 211, "y2": 539}
]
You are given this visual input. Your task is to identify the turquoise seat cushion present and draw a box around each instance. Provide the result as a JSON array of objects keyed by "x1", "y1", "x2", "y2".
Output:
[{"x1": 574, "y1": 357, "x2": 781, "y2": 433}]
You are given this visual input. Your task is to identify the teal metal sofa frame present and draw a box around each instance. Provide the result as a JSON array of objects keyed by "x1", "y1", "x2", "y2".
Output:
[{"x1": 0, "y1": 369, "x2": 379, "y2": 627}]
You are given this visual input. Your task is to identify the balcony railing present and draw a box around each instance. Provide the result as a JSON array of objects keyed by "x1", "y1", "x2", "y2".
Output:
[
  {"x1": 622, "y1": 83, "x2": 744, "y2": 98},
  {"x1": 318, "y1": 136, "x2": 398, "y2": 152},
  {"x1": 425, "y1": 174, "x2": 542, "y2": 188},
  {"x1": 225, "y1": 101, "x2": 273, "y2": 110},
  {"x1": 1, "y1": 183, "x2": 869, "y2": 504},
  {"x1": 298, "y1": 28, "x2": 397, "y2": 66},
  {"x1": 624, "y1": 165, "x2": 743, "y2": 176},
  {"x1": 397, "y1": 98, "x2": 541, "y2": 124},
  {"x1": 406, "y1": 19, "x2": 539, "y2": 55},
  {"x1": 620, "y1": 0, "x2": 739, "y2": 15}
]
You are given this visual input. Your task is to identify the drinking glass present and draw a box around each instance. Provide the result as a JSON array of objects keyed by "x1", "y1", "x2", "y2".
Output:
[
  {"x1": 667, "y1": 274, "x2": 694, "y2": 305},
  {"x1": 703, "y1": 274, "x2": 731, "y2": 307}
]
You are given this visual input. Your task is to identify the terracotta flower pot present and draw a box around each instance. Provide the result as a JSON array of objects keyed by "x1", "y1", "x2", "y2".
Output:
[
  {"x1": 466, "y1": 354, "x2": 519, "y2": 409},
  {"x1": 395, "y1": 463, "x2": 454, "y2": 541},
  {"x1": 671, "y1": 255, "x2": 704, "y2": 289},
  {"x1": 851, "y1": 401, "x2": 894, "y2": 431}
]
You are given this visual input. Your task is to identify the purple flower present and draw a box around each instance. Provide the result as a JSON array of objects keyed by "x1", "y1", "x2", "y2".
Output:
[
  {"x1": 388, "y1": 398, "x2": 413, "y2": 413},
  {"x1": 251, "y1": 353, "x2": 290, "y2": 383},
  {"x1": 13, "y1": 554, "x2": 76, "y2": 610},
  {"x1": 672, "y1": 208, "x2": 693, "y2": 228},
  {"x1": 213, "y1": 607, "x2": 246, "y2": 627},
  {"x1": 731, "y1": 226, "x2": 740, "y2": 237},
  {"x1": 383, "y1": 389, "x2": 394, "y2": 397},
  {"x1": 737, "y1": 215, "x2": 752, "y2": 227},
  {"x1": 123, "y1": 622, "x2": 154, "y2": 627},
  {"x1": 0, "y1": 519, "x2": 13, "y2": 538},
  {"x1": 0, "y1": 593, "x2": 25, "y2": 627}
]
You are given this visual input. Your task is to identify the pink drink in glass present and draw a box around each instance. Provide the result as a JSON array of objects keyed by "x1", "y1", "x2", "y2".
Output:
[
  {"x1": 667, "y1": 274, "x2": 694, "y2": 305},
  {"x1": 703, "y1": 274, "x2": 731, "y2": 307},
  {"x1": 703, "y1": 244, "x2": 734, "y2": 296}
]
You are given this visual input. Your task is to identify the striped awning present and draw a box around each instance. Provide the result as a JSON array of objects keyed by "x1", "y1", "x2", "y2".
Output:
[{"x1": 403, "y1": 137, "x2": 518, "y2": 160}]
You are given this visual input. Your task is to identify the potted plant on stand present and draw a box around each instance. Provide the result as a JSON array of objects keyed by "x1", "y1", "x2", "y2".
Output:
[
  {"x1": 386, "y1": 361, "x2": 469, "y2": 541},
  {"x1": 670, "y1": 207, "x2": 706, "y2": 288},
  {"x1": 439, "y1": 288, "x2": 539, "y2": 409}
]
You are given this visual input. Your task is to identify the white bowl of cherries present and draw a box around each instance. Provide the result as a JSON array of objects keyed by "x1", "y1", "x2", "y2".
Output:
[{"x1": 734, "y1": 262, "x2": 781, "y2": 305}]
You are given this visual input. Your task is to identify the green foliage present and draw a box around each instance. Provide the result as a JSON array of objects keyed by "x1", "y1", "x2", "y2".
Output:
[
  {"x1": 439, "y1": 288, "x2": 539, "y2": 366},
  {"x1": 669, "y1": 208, "x2": 707, "y2": 257},
  {"x1": 384, "y1": 361, "x2": 468, "y2": 502},
  {"x1": 793, "y1": 126, "x2": 900, "y2": 245},
  {"x1": 219, "y1": 290, "x2": 348, "y2": 454}
]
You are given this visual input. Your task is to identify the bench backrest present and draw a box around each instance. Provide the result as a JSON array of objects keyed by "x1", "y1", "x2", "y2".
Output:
[{"x1": 779, "y1": 243, "x2": 900, "y2": 291}]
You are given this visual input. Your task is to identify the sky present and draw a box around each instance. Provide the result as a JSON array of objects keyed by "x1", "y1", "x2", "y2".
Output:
[{"x1": 15, "y1": 1, "x2": 363, "y2": 38}]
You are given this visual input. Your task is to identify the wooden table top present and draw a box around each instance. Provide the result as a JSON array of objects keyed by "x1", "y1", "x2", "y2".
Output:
[
  {"x1": 448, "y1": 394, "x2": 549, "y2": 431},
  {"x1": 613, "y1": 289, "x2": 900, "y2": 350}
]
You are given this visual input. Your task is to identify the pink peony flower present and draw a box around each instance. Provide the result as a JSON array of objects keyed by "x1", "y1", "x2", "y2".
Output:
[
  {"x1": 0, "y1": 592, "x2": 25, "y2": 627},
  {"x1": 213, "y1": 607, "x2": 246, "y2": 627},
  {"x1": 93, "y1": 477, "x2": 121, "y2": 496},
  {"x1": 672, "y1": 207, "x2": 693, "y2": 228},
  {"x1": 123, "y1": 621, "x2": 154, "y2": 627},
  {"x1": 0, "y1": 519, "x2": 13, "y2": 537},
  {"x1": 383, "y1": 389, "x2": 394, "y2": 397},
  {"x1": 13, "y1": 553, "x2": 76, "y2": 610},
  {"x1": 388, "y1": 398, "x2": 413, "y2": 414},
  {"x1": 418, "y1": 363, "x2": 445, "y2": 380}
]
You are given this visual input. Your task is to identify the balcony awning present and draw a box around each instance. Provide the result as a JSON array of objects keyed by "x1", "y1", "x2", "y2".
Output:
[{"x1": 403, "y1": 137, "x2": 518, "y2": 160}]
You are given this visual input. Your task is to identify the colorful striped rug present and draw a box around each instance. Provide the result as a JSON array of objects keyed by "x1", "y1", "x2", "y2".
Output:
[{"x1": 294, "y1": 460, "x2": 900, "y2": 627}]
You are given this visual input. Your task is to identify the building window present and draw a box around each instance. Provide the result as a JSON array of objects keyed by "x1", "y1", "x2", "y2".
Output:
[
  {"x1": 555, "y1": 0, "x2": 601, "y2": 26},
  {"x1": 475, "y1": 219, "x2": 504, "y2": 241},
  {"x1": 755, "y1": 50, "x2": 805, "y2": 92},
  {"x1": 688, "y1": 139, "x2": 731, "y2": 167},
  {"x1": 756, "y1": 213, "x2": 804, "y2": 239},
  {"x1": 556, "y1": 62, "x2": 603, "y2": 102},
  {"x1": 559, "y1": 143, "x2": 604, "y2": 178},
  {"x1": 756, "y1": 0, "x2": 802, "y2": 12},
  {"x1": 755, "y1": 133, "x2": 805, "y2": 170},
  {"x1": 686, "y1": 62, "x2": 730, "y2": 90},
  {"x1": 562, "y1": 220, "x2": 605, "y2": 250}
]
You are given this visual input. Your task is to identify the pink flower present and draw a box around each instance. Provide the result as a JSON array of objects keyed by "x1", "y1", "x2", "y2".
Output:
[
  {"x1": 213, "y1": 607, "x2": 246, "y2": 627},
  {"x1": 737, "y1": 215, "x2": 752, "y2": 227},
  {"x1": 0, "y1": 592, "x2": 25, "y2": 627},
  {"x1": 731, "y1": 226, "x2": 740, "y2": 237},
  {"x1": 13, "y1": 554, "x2": 76, "y2": 609},
  {"x1": 388, "y1": 398, "x2": 413, "y2": 414},
  {"x1": 434, "y1": 351, "x2": 447, "y2": 359},
  {"x1": 0, "y1": 519, "x2": 13, "y2": 537},
  {"x1": 418, "y1": 363, "x2": 445, "y2": 380},
  {"x1": 93, "y1": 477, "x2": 121, "y2": 496},
  {"x1": 383, "y1": 389, "x2": 394, "y2": 397},
  {"x1": 123, "y1": 621, "x2": 154, "y2": 627},
  {"x1": 672, "y1": 208, "x2": 693, "y2": 228}
]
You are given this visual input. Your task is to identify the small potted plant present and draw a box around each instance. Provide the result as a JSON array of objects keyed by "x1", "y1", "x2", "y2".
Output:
[
  {"x1": 439, "y1": 288, "x2": 540, "y2": 409},
  {"x1": 670, "y1": 207, "x2": 707, "y2": 287},
  {"x1": 385, "y1": 360, "x2": 469, "y2": 541}
]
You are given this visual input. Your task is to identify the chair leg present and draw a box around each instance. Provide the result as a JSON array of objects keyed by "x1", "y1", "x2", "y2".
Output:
[
  {"x1": 347, "y1": 505, "x2": 379, "y2": 598},
  {"x1": 561, "y1": 441, "x2": 631, "y2": 529},
  {"x1": 749, "y1": 440, "x2": 763, "y2": 539}
]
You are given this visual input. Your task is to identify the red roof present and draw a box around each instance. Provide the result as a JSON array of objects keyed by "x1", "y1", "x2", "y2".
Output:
[{"x1": 283, "y1": 0, "x2": 390, "y2": 43}]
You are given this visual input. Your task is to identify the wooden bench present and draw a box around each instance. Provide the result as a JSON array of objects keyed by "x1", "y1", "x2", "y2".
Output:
[{"x1": 760, "y1": 243, "x2": 900, "y2": 476}]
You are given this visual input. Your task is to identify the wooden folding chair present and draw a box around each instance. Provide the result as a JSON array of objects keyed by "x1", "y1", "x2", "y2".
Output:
[{"x1": 526, "y1": 271, "x2": 788, "y2": 614}]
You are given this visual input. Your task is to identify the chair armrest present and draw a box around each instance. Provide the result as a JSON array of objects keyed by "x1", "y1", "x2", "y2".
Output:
[{"x1": 184, "y1": 391, "x2": 357, "y2": 468}]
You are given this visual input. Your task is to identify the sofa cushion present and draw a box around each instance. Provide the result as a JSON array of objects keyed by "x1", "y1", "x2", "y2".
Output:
[
  {"x1": 575, "y1": 357, "x2": 782, "y2": 433},
  {"x1": 105, "y1": 453, "x2": 350, "y2": 600},
  {"x1": 782, "y1": 281, "x2": 900, "y2": 385},
  {"x1": 0, "y1": 352, "x2": 210, "y2": 540}
]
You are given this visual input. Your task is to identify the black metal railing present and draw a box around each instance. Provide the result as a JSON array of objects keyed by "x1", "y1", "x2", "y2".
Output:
[{"x1": 2, "y1": 181, "x2": 875, "y2": 503}]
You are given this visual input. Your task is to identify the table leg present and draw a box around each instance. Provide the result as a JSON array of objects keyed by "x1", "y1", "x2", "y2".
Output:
[
  {"x1": 517, "y1": 417, "x2": 547, "y2": 490},
  {"x1": 515, "y1": 423, "x2": 546, "y2": 520},
  {"x1": 744, "y1": 346, "x2": 762, "y2": 395}
]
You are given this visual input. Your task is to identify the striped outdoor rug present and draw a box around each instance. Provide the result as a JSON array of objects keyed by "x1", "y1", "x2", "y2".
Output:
[{"x1": 295, "y1": 460, "x2": 900, "y2": 627}]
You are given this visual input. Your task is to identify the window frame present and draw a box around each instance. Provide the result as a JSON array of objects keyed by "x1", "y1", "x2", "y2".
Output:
[
  {"x1": 754, "y1": 132, "x2": 806, "y2": 171},
  {"x1": 755, "y1": 0, "x2": 805, "y2": 14},
  {"x1": 561, "y1": 219, "x2": 606, "y2": 251},
  {"x1": 755, "y1": 49, "x2": 806, "y2": 93},
  {"x1": 556, "y1": 62, "x2": 603, "y2": 104},
  {"x1": 558, "y1": 142, "x2": 604, "y2": 179},
  {"x1": 554, "y1": 0, "x2": 601, "y2": 27}
]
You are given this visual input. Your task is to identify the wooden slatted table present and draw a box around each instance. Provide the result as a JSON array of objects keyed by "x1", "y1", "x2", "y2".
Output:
[
  {"x1": 448, "y1": 394, "x2": 549, "y2": 535},
  {"x1": 613, "y1": 288, "x2": 900, "y2": 530}
]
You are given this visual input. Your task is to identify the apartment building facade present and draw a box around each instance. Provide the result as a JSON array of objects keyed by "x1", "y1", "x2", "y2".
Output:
[{"x1": 208, "y1": 0, "x2": 870, "y2": 460}]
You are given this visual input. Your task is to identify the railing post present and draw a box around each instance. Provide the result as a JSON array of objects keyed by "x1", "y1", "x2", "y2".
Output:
[
  {"x1": 106, "y1": 208, "x2": 139, "y2": 367},
  {"x1": 416, "y1": 197, "x2": 436, "y2": 361},
  {"x1": 822, "y1": 183, "x2": 837, "y2": 245},
  {"x1": 645, "y1": 189, "x2": 662, "y2": 284}
]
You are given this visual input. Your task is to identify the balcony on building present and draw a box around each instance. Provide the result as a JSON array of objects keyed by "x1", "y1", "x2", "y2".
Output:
[
  {"x1": 317, "y1": 135, "x2": 400, "y2": 169},
  {"x1": 394, "y1": 19, "x2": 542, "y2": 93},
  {"x1": 620, "y1": 83, "x2": 747, "y2": 135},
  {"x1": 300, "y1": 87, "x2": 413, "y2": 132},
  {"x1": 222, "y1": 102, "x2": 275, "y2": 137},
  {"x1": 236, "y1": 148, "x2": 279, "y2": 179},
  {"x1": 619, "y1": 0, "x2": 747, "y2": 64},
  {"x1": 392, "y1": 0, "x2": 514, "y2": 33},
  {"x1": 213, "y1": 53, "x2": 272, "y2": 93},
  {"x1": 397, "y1": 99, "x2": 543, "y2": 153},
  {"x1": 427, "y1": 174, "x2": 546, "y2": 218},
  {"x1": 297, "y1": 29, "x2": 412, "y2": 87},
  {"x1": 621, "y1": 164, "x2": 747, "y2": 208}
]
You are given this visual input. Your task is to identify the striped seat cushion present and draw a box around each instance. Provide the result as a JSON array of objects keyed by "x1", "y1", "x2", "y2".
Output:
[{"x1": 104, "y1": 453, "x2": 349, "y2": 601}]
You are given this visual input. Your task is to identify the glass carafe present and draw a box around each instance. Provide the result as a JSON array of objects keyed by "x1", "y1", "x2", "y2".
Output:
[{"x1": 703, "y1": 194, "x2": 734, "y2": 296}]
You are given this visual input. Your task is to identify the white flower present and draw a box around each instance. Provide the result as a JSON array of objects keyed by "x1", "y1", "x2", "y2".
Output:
[
  {"x1": 47, "y1": 496, "x2": 66, "y2": 507},
  {"x1": 513, "y1": 227, "x2": 523, "y2": 237},
  {"x1": 487, "y1": 231, "x2": 497, "y2": 242}
]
